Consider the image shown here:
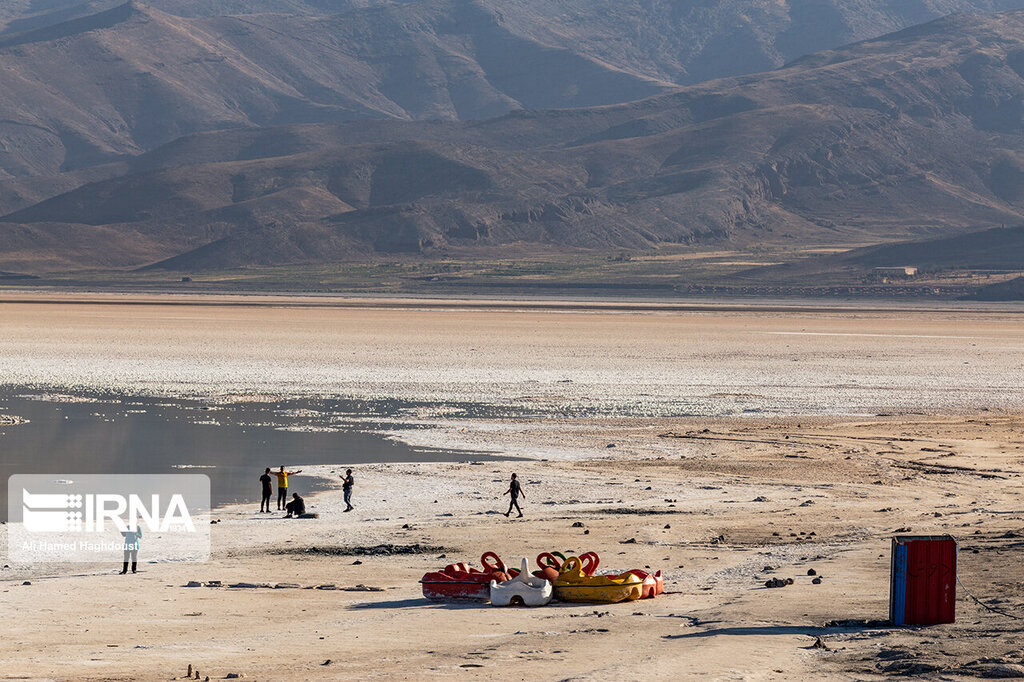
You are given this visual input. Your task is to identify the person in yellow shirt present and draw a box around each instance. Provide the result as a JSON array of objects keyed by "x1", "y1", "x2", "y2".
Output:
[{"x1": 274, "y1": 465, "x2": 302, "y2": 510}]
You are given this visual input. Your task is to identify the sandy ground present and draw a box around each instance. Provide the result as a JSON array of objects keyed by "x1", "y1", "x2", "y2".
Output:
[
  {"x1": 1, "y1": 294, "x2": 1023, "y2": 680},
  {"x1": 2, "y1": 415, "x2": 1023, "y2": 681}
]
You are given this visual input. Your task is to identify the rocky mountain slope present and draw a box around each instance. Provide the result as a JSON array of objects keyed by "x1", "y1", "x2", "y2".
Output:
[
  {"x1": 0, "y1": 0, "x2": 667, "y2": 179},
  {"x1": 2, "y1": 10, "x2": 1023, "y2": 271},
  {"x1": 8, "y1": 1, "x2": 1024, "y2": 85},
  {"x1": 3, "y1": 0, "x2": 1024, "y2": 182}
]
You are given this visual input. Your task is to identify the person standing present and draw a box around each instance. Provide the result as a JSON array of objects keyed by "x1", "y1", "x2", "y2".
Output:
[
  {"x1": 341, "y1": 469, "x2": 355, "y2": 512},
  {"x1": 503, "y1": 473, "x2": 524, "y2": 518},
  {"x1": 275, "y1": 465, "x2": 302, "y2": 510},
  {"x1": 120, "y1": 525, "x2": 141, "y2": 574},
  {"x1": 259, "y1": 468, "x2": 273, "y2": 513}
]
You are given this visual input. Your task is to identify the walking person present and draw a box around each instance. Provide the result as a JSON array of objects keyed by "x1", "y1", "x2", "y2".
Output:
[
  {"x1": 120, "y1": 525, "x2": 141, "y2": 574},
  {"x1": 259, "y1": 467, "x2": 273, "y2": 513},
  {"x1": 341, "y1": 469, "x2": 355, "y2": 512},
  {"x1": 274, "y1": 465, "x2": 302, "y2": 510},
  {"x1": 503, "y1": 473, "x2": 524, "y2": 518}
]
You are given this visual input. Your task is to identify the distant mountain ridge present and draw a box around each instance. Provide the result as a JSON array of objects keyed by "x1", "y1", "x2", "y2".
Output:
[
  {"x1": 3, "y1": 0, "x2": 1024, "y2": 182},
  {"x1": 0, "y1": 0, "x2": 671, "y2": 180},
  {"x1": 1, "y1": 10, "x2": 1023, "y2": 271}
]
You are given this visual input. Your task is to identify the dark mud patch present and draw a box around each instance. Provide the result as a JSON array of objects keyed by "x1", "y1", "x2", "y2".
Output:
[
  {"x1": 592, "y1": 508, "x2": 691, "y2": 515},
  {"x1": 271, "y1": 543, "x2": 452, "y2": 557}
]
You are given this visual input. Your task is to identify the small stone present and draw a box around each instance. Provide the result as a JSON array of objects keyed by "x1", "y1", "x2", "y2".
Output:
[
  {"x1": 185, "y1": 581, "x2": 202, "y2": 587},
  {"x1": 813, "y1": 637, "x2": 828, "y2": 649},
  {"x1": 225, "y1": 674, "x2": 244, "y2": 680},
  {"x1": 352, "y1": 560, "x2": 363, "y2": 565},
  {"x1": 807, "y1": 569, "x2": 817, "y2": 576},
  {"x1": 584, "y1": 529, "x2": 590, "y2": 535},
  {"x1": 812, "y1": 577, "x2": 823, "y2": 584},
  {"x1": 664, "y1": 524, "x2": 671, "y2": 529},
  {"x1": 323, "y1": 659, "x2": 332, "y2": 666},
  {"x1": 753, "y1": 496, "x2": 769, "y2": 502},
  {"x1": 572, "y1": 522, "x2": 585, "y2": 528},
  {"x1": 799, "y1": 500, "x2": 814, "y2": 507},
  {"x1": 22, "y1": 581, "x2": 31, "y2": 585},
  {"x1": 621, "y1": 538, "x2": 637, "y2": 544}
]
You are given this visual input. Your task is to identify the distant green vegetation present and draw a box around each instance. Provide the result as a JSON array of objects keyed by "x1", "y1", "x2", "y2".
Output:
[{"x1": 2, "y1": 242, "x2": 985, "y2": 298}]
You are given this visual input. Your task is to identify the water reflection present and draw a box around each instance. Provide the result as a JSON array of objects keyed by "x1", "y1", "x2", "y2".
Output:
[{"x1": 0, "y1": 389, "x2": 499, "y2": 515}]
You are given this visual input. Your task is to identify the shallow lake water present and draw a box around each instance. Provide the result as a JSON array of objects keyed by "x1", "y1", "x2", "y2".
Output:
[{"x1": 0, "y1": 389, "x2": 499, "y2": 514}]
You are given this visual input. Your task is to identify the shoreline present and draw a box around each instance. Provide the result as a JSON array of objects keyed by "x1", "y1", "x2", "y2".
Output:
[
  {"x1": 3, "y1": 411, "x2": 1023, "y2": 680},
  {"x1": 2, "y1": 288, "x2": 1024, "y2": 314}
]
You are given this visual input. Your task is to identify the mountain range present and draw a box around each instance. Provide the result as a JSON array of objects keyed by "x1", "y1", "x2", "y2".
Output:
[
  {"x1": 0, "y1": 1, "x2": 1023, "y2": 272},
  {"x1": 3, "y1": 0, "x2": 1024, "y2": 180}
]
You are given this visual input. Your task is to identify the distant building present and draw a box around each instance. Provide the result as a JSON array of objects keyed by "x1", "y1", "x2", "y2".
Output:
[{"x1": 874, "y1": 266, "x2": 918, "y2": 277}]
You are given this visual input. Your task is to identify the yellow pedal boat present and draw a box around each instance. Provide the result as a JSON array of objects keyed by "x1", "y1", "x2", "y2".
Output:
[{"x1": 552, "y1": 556, "x2": 644, "y2": 603}]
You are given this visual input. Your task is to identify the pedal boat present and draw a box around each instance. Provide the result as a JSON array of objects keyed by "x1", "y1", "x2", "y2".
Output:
[
  {"x1": 420, "y1": 552, "x2": 509, "y2": 601},
  {"x1": 578, "y1": 552, "x2": 664, "y2": 599},
  {"x1": 552, "y1": 556, "x2": 644, "y2": 603},
  {"x1": 489, "y1": 558, "x2": 553, "y2": 606}
]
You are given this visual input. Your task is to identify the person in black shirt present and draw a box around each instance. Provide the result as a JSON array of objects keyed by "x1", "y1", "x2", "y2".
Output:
[
  {"x1": 285, "y1": 493, "x2": 306, "y2": 518},
  {"x1": 503, "y1": 473, "x2": 524, "y2": 518},
  {"x1": 341, "y1": 469, "x2": 354, "y2": 512},
  {"x1": 259, "y1": 468, "x2": 273, "y2": 513}
]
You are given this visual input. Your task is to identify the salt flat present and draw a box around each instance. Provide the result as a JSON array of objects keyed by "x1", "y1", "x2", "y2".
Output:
[
  {"x1": 1, "y1": 294, "x2": 1022, "y2": 417},
  {"x1": 1, "y1": 293, "x2": 1022, "y2": 680}
]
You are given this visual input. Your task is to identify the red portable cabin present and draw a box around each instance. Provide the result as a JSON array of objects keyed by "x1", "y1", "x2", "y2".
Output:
[{"x1": 890, "y1": 535, "x2": 957, "y2": 626}]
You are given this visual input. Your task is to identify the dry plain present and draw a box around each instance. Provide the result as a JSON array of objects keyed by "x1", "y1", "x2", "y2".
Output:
[{"x1": 0, "y1": 293, "x2": 1023, "y2": 680}]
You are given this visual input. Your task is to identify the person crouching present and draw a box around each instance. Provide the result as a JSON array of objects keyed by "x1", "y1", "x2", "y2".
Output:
[{"x1": 285, "y1": 493, "x2": 306, "y2": 518}]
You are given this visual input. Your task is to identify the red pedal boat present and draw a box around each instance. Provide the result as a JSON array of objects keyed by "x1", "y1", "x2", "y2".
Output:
[
  {"x1": 627, "y1": 568, "x2": 664, "y2": 599},
  {"x1": 420, "y1": 552, "x2": 510, "y2": 601},
  {"x1": 575, "y1": 551, "x2": 663, "y2": 599}
]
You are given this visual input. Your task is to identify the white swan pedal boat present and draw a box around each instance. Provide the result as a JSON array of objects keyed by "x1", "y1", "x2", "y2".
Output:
[{"x1": 489, "y1": 558, "x2": 553, "y2": 606}]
